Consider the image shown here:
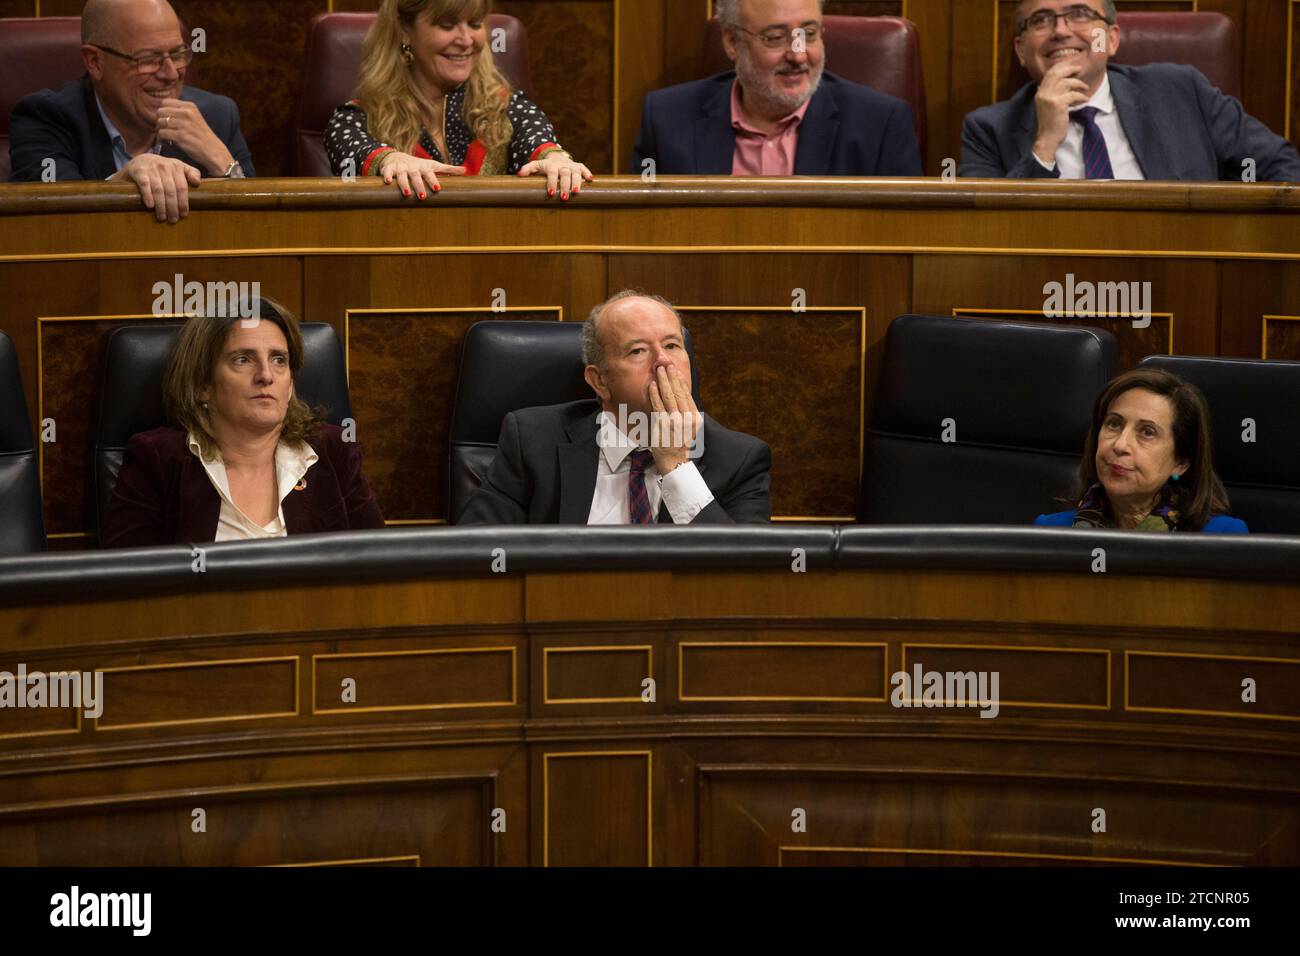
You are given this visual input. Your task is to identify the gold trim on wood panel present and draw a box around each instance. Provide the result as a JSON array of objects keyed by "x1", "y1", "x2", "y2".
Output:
[
  {"x1": 271, "y1": 854, "x2": 422, "y2": 867},
  {"x1": 312, "y1": 646, "x2": 518, "y2": 715},
  {"x1": 1261, "y1": 314, "x2": 1300, "y2": 359},
  {"x1": 0, "y1": 707, "x2": 82, "y2": 742},
  {"x1": 1124, "y1": 649, "x2": 1300, "y2": 722},
  {"x1": 36, "y1": 312, "x2": 188, "y2": 510},
  {"x1": 678, "y1": 641, "x2": 890, "y2": 702},
  {"x1": 542, "y1": 645, "x2": 653, "y2": 704},
  {"x1": 675, "y1": 305, "x2": 869, "y2": 500},
  {"x1": 777, "y1": 845, "x2": 1214, "y2": 867},
  {"x1": 342, "y1": 305, "x2": 564, "y2": 381},
  {"x1": 900, "y1": 643, "x2": 1112, "y2": 711},
  {"x1": 13, "y1": 244, "x2": 1300, "y2": 264},
  {"x1": 613, "y1": 0, "x2": 621, "y2": 173},
  {"x1": 1288, "y1": 1, "x2": 1296, "y2": 142},
  {"x1": 93, "y1": 655, "x2": 301, "y2": 732},
  {"x1": 543, "y1": 750, "x2": 653, "y2": 867},
  {"x1": 953, "y1": 307, "x2": 1175, "y2": 355}
]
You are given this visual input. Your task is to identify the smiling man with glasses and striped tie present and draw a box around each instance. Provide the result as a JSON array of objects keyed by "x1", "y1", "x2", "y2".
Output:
[{"x1": 959, "y1": 0, "x2": 1300, "y2": 182}]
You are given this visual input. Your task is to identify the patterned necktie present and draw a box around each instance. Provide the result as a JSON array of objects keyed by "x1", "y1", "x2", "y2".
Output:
[
  {"x1": 627, "y1": 449, "x2": 655, "y2": 524},
  {"x1": 1070, "y1": 106, "x2": 1114, "y2": 180}
]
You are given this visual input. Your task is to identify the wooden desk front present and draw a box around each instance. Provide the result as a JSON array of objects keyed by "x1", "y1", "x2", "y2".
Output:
[{"x1": 2, "y1": 555, "x2": 1298, "y2": 866}]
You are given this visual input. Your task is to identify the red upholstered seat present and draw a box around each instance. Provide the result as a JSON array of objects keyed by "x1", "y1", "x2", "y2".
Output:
[
  {"x1": 1007, "y1": 11, "x2": 1240, "y2": 99},
  {"x1": 700, "y1": 15, "x2": 927, "y2": 165},
  {"x1": 0, "y1": 17, "x2": 86, "y2": 182},
  {"x1": 294, "y1": 12, "x2": 531, "y2": 176}
]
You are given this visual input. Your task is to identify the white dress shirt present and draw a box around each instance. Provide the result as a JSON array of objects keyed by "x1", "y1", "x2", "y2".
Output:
[
  {"x1": 95, "y1": 93, "x2": 161, "y2": 177},
  {"x1": 1035, "y1": 74, "x2": 1145, "y2": 180},
  {"x1": 187, "y1": 433, "x2": 318, "y2": 541},
  {"x1": 587, "y1": 411, "x2": 714, "y2": 525}
]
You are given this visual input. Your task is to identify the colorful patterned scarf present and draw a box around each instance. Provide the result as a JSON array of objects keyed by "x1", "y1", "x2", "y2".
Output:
[{"x1": 1072, "y1": 484, "x2": 1180, "y2": 532}]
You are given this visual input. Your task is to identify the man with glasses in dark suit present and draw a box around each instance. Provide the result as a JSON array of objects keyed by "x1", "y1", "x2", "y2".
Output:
[
  {"x1": 960, "y1": 0, "x2": 1300, "y2": 181},
  {"x1": 9, "y1": 0, "x2": 255, "y2": 223}
]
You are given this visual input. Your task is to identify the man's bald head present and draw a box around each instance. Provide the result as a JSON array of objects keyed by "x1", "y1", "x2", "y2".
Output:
[{"x1": 82, "y1": 0, "x2": 180, "y2": 46}]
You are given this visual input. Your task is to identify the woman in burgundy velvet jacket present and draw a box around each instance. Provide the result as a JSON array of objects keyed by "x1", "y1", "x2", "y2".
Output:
[{"x1": 102, "y1": 300, "x2": 384, "y2": 548}]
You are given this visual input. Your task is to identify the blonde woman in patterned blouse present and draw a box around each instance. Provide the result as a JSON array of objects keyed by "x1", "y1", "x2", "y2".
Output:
[{"x1": 326, "y1": 0, "x2": 593, "y2": 200}]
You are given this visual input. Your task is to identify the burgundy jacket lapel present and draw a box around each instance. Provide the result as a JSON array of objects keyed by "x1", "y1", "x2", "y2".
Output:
[
  {"x1": 282, "y1": 469, "x2": 317, "y2": 534},
  {"x1": 177, "y1": 454, "x2": 221, "y2": 543}
]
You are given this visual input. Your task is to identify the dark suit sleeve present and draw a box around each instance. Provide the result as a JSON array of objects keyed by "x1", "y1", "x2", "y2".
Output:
[
  {"x1": 7, "y1": 92, "x2": 87, "y2": 182},
  {"x1": 332, "y1": 437, "x2": 384, "y2": 529},
  {"x1": 1191, "y1": 70, "x2": 1300, "y2": 183},
  {"x1": 877, "y1": 101, "x2": 923, "y2": 176},
  {"x1": 221, "y1": 99, "x2": 255, "y2": 177},
  {"x1": 959, "y1": 110, "x2": 1060, "y2": 179},
  {"x1": 630, "y1": 94, "x2": 657, "y2": 175},
  {"x1": 457, "y1": 412, "x2": 531, "y2": 525},
  {"x1": 101, "y1": 433, "x2": 170, "y2": 548},
  {"x1": 693, "y1": 438, "x2": 772, "y2": 524}
]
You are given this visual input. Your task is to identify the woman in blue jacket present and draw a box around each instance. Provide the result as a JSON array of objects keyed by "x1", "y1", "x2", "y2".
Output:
[{"x1": 1036, "y1": 368, "x2": 1247, "y2": 533}]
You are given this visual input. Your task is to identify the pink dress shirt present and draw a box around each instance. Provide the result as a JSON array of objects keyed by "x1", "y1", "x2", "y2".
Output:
[{"x1": 730, "y1": 80, "x2": 811, "y2": 176}]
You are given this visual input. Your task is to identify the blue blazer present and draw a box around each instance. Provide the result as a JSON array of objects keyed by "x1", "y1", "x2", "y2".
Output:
[
  {"x1": 630, "y1": 70, "x2": 922, "y2": 176},
  {"x1": 960, "y1": 63, "x2": 1300, "y2": 181},
  {"x1": 1034, "y1": 510, "x2": 1248, "y2": 533},
  {"x1": 9, "y1": 74, "x2": 255, "y2": 182}
]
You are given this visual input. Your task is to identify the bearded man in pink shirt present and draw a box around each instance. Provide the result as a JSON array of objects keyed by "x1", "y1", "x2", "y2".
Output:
[{"x1": 631, "y1": 0, "x2": 921, "y2": 176}]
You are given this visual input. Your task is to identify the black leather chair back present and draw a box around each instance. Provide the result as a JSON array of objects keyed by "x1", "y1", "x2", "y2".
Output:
[
  {"x1": 860, "y1": 314, "x2": 1119, "y2": 524},
  {"x1": 93, "y1": 321, "x2": 353, "y2": 541},
  {"x1": 1139, "y1": 354, "x2": 1300, "y2": 534},
  {"x1": 448, "y1": 320, "x2": 697, "y2": 522},
  {"x1": 0, "y1": 329, "x2": 45, "y2": 553}
]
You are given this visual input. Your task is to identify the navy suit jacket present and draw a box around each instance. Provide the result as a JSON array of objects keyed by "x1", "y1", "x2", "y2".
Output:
[
  {"x1": 457, "y1": 399, "x2": 772, "y2": 524},
  {"x1": 8, "y1": 74, "x2": 255, "y2": 182},
  {"x1": 960, "y1": 63, "x2": 1300, "y2": 181},
  {"x1": 1034, "y1": 510, "x2": 1248, "y2": 533},
  {"x1": 102, "y1": 425, "x2": 383, "y2": 548},
  {"x1": 631, "y1": 70, "x2": 922, "y2": 176}
]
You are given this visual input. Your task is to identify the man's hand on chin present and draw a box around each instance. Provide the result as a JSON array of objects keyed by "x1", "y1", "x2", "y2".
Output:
[
  {"x1": 156, "y1": 98, "x2": 233, "y2": 177},
  {"x1": 646, "y1": 364, "x2": 703, "y2": 475},
  {"x1": 114, "y1": 154, "x2": 202, "y2": 224}
]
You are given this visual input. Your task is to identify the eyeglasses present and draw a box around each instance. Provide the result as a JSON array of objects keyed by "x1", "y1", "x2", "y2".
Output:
[
  {"x1": 1017, "y1": 5, "x2": 1114, "y2": 36},
  {"x1": 731, "y1": 23, "x2": 822, "y2": 51},
  {"x1": 92, "y1": 43, "x2": 194, "y2": 75}
]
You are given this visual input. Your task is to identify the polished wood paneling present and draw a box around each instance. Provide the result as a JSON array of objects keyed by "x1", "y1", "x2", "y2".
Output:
[
  {"x1": 0, "y1": 775, "x2": 496, "y2": 866},
  {"x1": 541, "y1": 750, "x2": 652, "y2": 865},
  {"x1": 542, "y1": 643, "x2": 654, "y2": 705},
  {"x1": 1, "y1": 563, "x2": 1298, "y2": 865},
  {"x1": 313, "y1": 645, "x2": 518, "y2": 714},
  {"x1": 346, "y1": 306, "x2": 560, "y2": 522},
  {"x1": 1127, "y1": 650, "x2": 1300, "y2": 720},
  {"x1": 702, "y1": 763, "x2": 1297, "y2": 866},
  {"x1": 678, "y1": 634, "x2": 887, "y2": 702},
  {"x1": 903, "y1": 643, "x2": 1110, "y2": 710},
  {"x1": 97, "y1": 656, "x2": 299, "y2": 730}
]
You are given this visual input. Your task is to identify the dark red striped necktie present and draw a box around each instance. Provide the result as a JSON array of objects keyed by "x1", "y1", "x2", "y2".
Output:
[
  {"x1": 1070, "y1": 106, "x2": 1114, "y2": 180},
  {"x1": 627, "y1": 449, "x2": 655, "y2": 524}
]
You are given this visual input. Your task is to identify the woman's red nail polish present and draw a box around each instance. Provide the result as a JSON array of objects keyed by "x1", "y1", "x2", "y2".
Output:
[
  {"x1": 403, "y1": 189, "x2": 410, "y2": 197},
  {"x1": 434, "y1": 185, "x2": 441, "y2": 192}
]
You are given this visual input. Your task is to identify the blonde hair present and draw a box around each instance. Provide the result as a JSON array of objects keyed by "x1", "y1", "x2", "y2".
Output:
[
  {"x1": 163, "y1": 299, "x2": 322, "y2": 461},
  {"x1": 359, "y1": 0, "x2": 514, "y2": 167}
]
